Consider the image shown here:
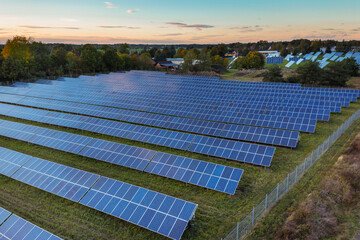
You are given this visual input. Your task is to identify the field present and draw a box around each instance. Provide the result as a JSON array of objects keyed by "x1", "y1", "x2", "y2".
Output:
[{"x1": 0, "y1": 76, "x2": 359, "y2": 240}]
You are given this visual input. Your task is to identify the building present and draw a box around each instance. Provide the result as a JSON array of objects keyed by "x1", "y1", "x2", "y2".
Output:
[
  {"x1": 156, "y1": 61, "x2": 179, "y2": 70},
  {"x1": 166, "y1": 58, "x2": 184, "y2": 65}
]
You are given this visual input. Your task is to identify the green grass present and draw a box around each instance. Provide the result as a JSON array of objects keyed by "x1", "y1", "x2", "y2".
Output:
[
  {"x1": 0, "y1": 101, "x2": 360, "y2": 240},
  {"x1": 248, "y1": 115, "x2": 360, "y2": 240}
]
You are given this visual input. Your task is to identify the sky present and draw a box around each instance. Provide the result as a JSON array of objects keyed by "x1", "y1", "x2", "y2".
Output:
[{"x1": 0, "y1": 0, "x2": 359, "y2": 44}]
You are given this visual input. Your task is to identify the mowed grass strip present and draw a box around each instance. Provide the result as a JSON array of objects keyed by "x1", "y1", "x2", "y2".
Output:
[{"x1": 0, "y1": 101, "x2": 359, "y2": 239}]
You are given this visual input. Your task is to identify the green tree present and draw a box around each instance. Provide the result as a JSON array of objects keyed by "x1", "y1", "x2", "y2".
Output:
[
  {"x1": 80, "y1": 44, "x2": 103, "y2": 73},
  {"x1": 217, "y1": 44, "x2": 228, "y2": 57},
  {"x1": 296, "y1": 61, "x2": 324, "y2": 85},
  {"x1": 65, "y1": 52, "x2": 80, "y2": 75},
  {"x1": 343, "y1": 58, "x2": 359, "y2": 77},
  {"x1": 323, "y1": 62, "x2": 351, "y2": 86},
  {"x1": 29, "y1": 41, "x2": 50, "y2": 77},
  {"x1": 1, "y1": 57, "x2": 28, "y2": 81},
  {"x1": 182, "y1": 49, "x2": 198, "y2": 72},
  {"x1": 263, "y1": 65, "x2": 284, "y2": 82},
  {"x1": 138, "y1": 53, "x2": 154, "y2": 70},
  {"x1": 118, "y1": 43, "x2": 130, "y2": 54},
  {"x1": 119, "y1": 54, "x2": 132, "y2": 70},
  {"x1": 245, "y1": 51, "x2": 265, "y2": 69},
  {"x1": 197, "y1": 50, "x2": 211, "y2": 71},
  {"x1": 280, "y1": 47, "x2": 289, "y2": 57},
  {"x1": 103, "y1": 47, "x2": 120, "y2": 72}
]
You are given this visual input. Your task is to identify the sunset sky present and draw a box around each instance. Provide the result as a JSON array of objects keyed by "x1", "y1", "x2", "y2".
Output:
[{"x1": 0, "y1": 0, "x2": 359, "y2": 44}]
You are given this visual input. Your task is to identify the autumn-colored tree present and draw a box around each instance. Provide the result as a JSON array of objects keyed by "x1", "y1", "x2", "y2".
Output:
[{"x1": 1, "y1": 36, "x2": 31, "y2": 60}]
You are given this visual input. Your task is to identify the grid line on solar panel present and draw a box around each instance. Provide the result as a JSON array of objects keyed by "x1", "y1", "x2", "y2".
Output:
[
  {"x1": 0, "y1": 148, "x2": 198, "y2": 240},
  {"x1": 0, "y1": 102, "x2": 299, "y2": 149},
  {"x1": 79, "y1": 176, "x2": 197, "y2": 240},
  {"x1": 144, "y1": 152, "x2": 243, "y2": 195},
  {"x1": 0, "y1": 147, "x2": 33, "y2": 177},
  {"x1": 0, "y1": 212, "x2": 62, "y2": 240},
  {"x1": 189, "y1": 136, "x2": 275, "y2": 167},
  {"x1": 0, "y1": 207, "x2": 11, "y2": 226},
  {"x1": 0, "y1": 92, "x2": 323, "y2": 134},
  {"x1": 11, "y1": 157, "x2": 101, "y2": 202},
  {"x1": 0, "y1": 119, "x2": 246, "y2": 193},
  {"x1": 78, "y1": 138, "x2": 157, "y2": 171},
  {"x1": 0, "y1": 104, "x2": 278, "y2": 167}
]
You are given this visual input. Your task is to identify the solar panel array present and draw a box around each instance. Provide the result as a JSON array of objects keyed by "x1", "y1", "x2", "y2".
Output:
[
  {"x1": 0, "y1": 147, "x2": 198, "y2": 240},
  {"x1": 0, "y1": 70, "x2": 359, "y2": 239},
  {"x1": 0, "y1": 120, "x2": 244, "y2": 194},
  {"x1": 0, "y1": 206, "x2": 62, "y2": 240}
]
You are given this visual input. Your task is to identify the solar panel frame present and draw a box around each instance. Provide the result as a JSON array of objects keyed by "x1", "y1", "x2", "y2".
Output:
[{"x1": 144, "y1": 152, "x2": 243, "y2": 195}]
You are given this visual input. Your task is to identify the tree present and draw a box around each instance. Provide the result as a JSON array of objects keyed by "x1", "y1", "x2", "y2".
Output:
[
  {"x1": 263, "y1": 65, "x2": 284, "y2": 82},
  {"x1": 80, "y1": 44, "x2": 102, "y2": 73},
  {"x1": 343, "y1": 58, "x2": 359, "y2": 77},
  {"x1": 29, "y1": 41, "x2": 50, "y2": 75},
  {"x1": 1, "y1": 36, "x2": 31, "y2": 60},
  {"x1": 119, "y1": 54, "x2": 132, "y2": 70},
  {"x1": 280, "y1": 47, "x2": 289, "y2": 57},
  {"x1": 103, "y1": 47, "x2": 120, "y2": 72},
  {"x1": 118, "y1": 43, "x2": 130, "y2": 54},
  {"x1": 197, "y1": 50, "x2": 211, "y2": 71},
  {"x1": 245, "y1": 51, "x2": 265, "y2": 69},
  {"x1": 65, "y1": 52, "x2": 80, "y2": 75},
  {"x1": 217, "y1": 44, "x2": 228, "y2": 57},
  {"x1": 296, "y1": 61, "x2": 324, "y2": 85},
  {"x1": 323, "y1": 62, "x2": 351, "y2": 86},
  {"x1": 1, "y1": 57, "x2": 28, "y2": 81},
  {"x1": 138, "y1": 53, "x2": 154, "y2": 70},
  {"x1": 182, "y1": 49, "x2": 198, "y2": 72}
]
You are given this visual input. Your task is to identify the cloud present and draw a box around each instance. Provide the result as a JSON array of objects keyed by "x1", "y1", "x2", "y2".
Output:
[
  {"x1": 104, "y1": 2, "x2": 118, "y2": 8},
  {"x1": 352, "y1": 27, "x2": 360, "y2": 32},
  {"x1": 322, "y1": 28, "x2": 339, "y2": 31},
  {"x1": 166, "y1": 22, "x2": 214, "y2": 31},
  {"x1": 293, "y1": 34, "x2": 336, "y2": 39},
  {"x1": 229, "y1": 25, "x2": 263, "y2": 32},
  {"x1": 18, "y1": 25, "x2": 80, "y2": 29},
  {"x1": 97, "y1": 26, "x2": 140, "y2": 29},
  {"x1": 127, "y1": 9, "x2": 140, "y2": 14},
  {"x1": 156, "y1": 33, "x2": 183, "y2": 36}
]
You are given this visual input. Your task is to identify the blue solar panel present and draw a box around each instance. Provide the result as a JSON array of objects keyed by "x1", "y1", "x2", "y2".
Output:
[
  {"x1": 79, "y1": 139, "x2": 157, "y2": 171},
  {"x1": 145, "y1": 152, "x2": 243, "y2": 194},
  {"x1": 0, "y1": 207, "x2": 11, "y2": 225},
  {"x1": 0, "y1": 147, "x2": 32, "y2": 177},
  {"x1": 126, "y1": 126, "x2": 195, "y2": 151},
  {"x1": 0, "y1": 148, "x2": 198, "y2": 239},
  {"x1": 221, "y1": 124, "x2": 299, "y2": 148},
  {"x1": 0, "y1": 213, "x2": 62, "y2": 240},
  {"x1": 12, "y1": 157, "x2": 100, "y2": 202},
  {"x1": 79, "y1": 176, "x2": 197, "y2": 240},
  {"x1": 188, "y1": 136, "x2": 275, "y2": 167}
]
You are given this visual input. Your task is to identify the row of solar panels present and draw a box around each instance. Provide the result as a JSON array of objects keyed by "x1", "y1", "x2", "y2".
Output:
[
  {"x1": 0, "y1": 102, "x2": 299, "y2": 149},
  {"x1": 0, "y1": 206, "x2": 62, "y2": 240},
  {"x1": 0, "y1": 118, "x2": 246, "y2": 193},
  {"x1": 0, "y1": 91, "x2": 327, "y2": 133},
  {"x1": 0, "y1": 147, "x2": 198, "y2": 240},
  {"x1": 9, "y1": 79, "x2": 357, "y2": 109},
  {"x1": 0, "y1": 93, "x2": 315, "y2": 135},
  {"x1": 28, "y1": 74, "x2": 360, "y2": 98}
]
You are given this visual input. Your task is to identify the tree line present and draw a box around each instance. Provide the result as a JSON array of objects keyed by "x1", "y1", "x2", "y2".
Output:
[{"x1": 263, "y1": 59, "x2": 359, "y2": 86}]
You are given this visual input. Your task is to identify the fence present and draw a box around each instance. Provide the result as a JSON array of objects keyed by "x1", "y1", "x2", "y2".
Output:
[{"x1": 223, "y1": 108, "x2": 360, "y2": 240}]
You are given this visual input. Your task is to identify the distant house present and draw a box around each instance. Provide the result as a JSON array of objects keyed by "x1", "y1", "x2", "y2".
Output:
[
  {"x1": 166, "y1": 58, "x2": 184, "y2": 65},
  {"x1": 258, "y1": 51, "x2": 280, "y2": 57},
  {"x1": 156, "y1": 61, "x2": 179, "y2": 70}
]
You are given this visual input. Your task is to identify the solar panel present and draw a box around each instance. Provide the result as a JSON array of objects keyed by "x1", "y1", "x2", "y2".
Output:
[
  {"x1": 0, "y1": 147, "x2": 198, "y2": 239},
  {"x1": 220, "y1": 124, "x2": 299, "y2": 148},
  {"x1": 12, "y1": 157, "x2": 100, "y2": 202},
  {"x1": 0, "y1": 207, "x2": 11, "y2": 225},
  {"x1": 79, "y1": 138, "x2": 157, "y2": 171},
  {"x1": 0, "y1": 147, "x2": 32, "y2": 177},
  {"x1": 188, "y1": 136, "x2": 275, "y2": 167},
  {"x1": 0, "y1": 212, "x2": 62, "y2": 240},
  {"x1": 79, "y1": 176, "x2": 197, "y2": 240},
  {"x1": 285, "y1": 61, "x2": 295, "y2": 68},
  {"x1": 145, "y1": 152, "x2": 243, "y2": 194}
]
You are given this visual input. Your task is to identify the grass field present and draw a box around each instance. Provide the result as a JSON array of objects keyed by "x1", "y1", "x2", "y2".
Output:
[
  {"x1": 249, "y1": 112, "x2": 360, "y2": 240},
  {"x1": 0, "y1": 96, "x2": 360, "y2": 239}
]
